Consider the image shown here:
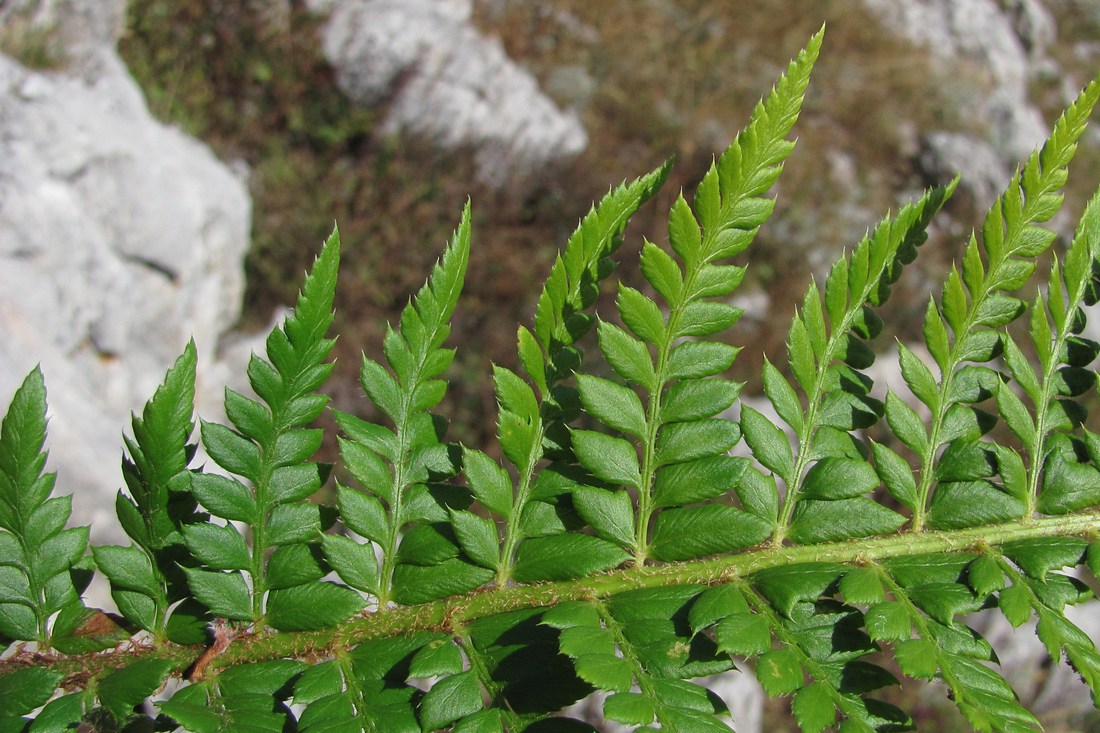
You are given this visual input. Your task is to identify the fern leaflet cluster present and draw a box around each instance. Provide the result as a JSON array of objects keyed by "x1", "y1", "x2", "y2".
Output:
[{"x1": 2, "y1": 27, "x2": 1100, "y2": 732}]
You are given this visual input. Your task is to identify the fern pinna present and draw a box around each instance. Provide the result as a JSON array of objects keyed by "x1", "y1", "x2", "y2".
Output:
[{"x1": 2, "y1": 28, "x2": 1100, "y2": 732}]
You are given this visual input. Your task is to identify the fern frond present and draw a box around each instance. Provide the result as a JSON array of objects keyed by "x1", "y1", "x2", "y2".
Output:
[
  {"x1": 569, "y1": 27, "x2": 824, "y2": 569},
  {"x1": 548, "y1": 593, "x2": 733, "y2": 729},
  {"x1": 0, "y1": 367, "x2": 89, "y2": 649},
  {"x1": 747, "y1": 571, "x2": 908, "y2": 733},
  {"x1": 532, "y1": 161, "x2": 675, "y2": 374},
  {"x1": 158, "y1": 657, "x2": 306, "y2": 729},
  {"x1": 185, "y1": 227, "x2": 356, "y2": 631},
  {"x1": 996, "y1": 542, "x2": 1100, "y2": 687},
  {"x1": 94, "y1": 341, "x2": 207, "y2": 644},
  {"x1": 900, "y1": 76, "x2": 1100, "y2": 530},
  {"x1": 458, "y1": 161, "x2": 670, "y2": 587},
  {"x1": 1000, "y1": 188, "x2": 1100, "y2": 516},
  {"x1": 871, "y1": 556, "x2": 1044, "y2": 732},
  {"x1": 331, "y1": 205, "x2": 477, "y2": 607},
  {"x1": 5, "y1": 27, "x2": 1100, "y2": 733},
  {"x1": 762, "y1": 180, "x2": 957, "y2": 545}
]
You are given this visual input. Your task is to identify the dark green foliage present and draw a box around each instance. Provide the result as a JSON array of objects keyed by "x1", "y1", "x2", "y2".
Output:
[{"x1": 3, "y1": 29, "x2": 1100, "y2": 732}]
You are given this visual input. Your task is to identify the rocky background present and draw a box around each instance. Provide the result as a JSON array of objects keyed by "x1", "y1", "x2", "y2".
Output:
[
  {"x1": 1, "y1": 0, "x2": 1100, "y2": 730},
  {"x1": 0, "y1": 0, "x2": 255, "y2": 544}
]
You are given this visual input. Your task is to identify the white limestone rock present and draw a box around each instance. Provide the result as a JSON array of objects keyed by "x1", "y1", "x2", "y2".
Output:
[
  {"x1": 0, "y1": 47, "x2": 252, "y2": 543},
  {"x1": 311, "y1": 0, "x2": 588, "y2": 187},
  {"x1": 860, "y1": 0, "x2": 1054, "y2": 210},
  {"x1": 0, "y1": 0, "x2": 125, "y2": 76}
]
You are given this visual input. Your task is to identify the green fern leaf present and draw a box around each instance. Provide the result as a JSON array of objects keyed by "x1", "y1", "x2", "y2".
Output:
[
  {"x1": 0, "y1": 667, "x2": 62, "y2": 730},
  {"x1": 905, "y1": 76, "x2": 1100, "y2": 530},
  {"x1": 546, "y1": 590, "x2": 735, "y2": 730},
  {"x1": 561, "y1": 27, "x2": 823, "y2": 569},
  {"x1": 0, "y1": 367, "x2": 89, "y2": 649},
  {"x1": 998, "y1": 189, "x2": 1100, "y2": 518},
  {"x1": 331, "y1": 207, "x2": 472, "y2": 607},
  {"x1": 6, "y1": 26, "x2": 1100, "y2": 733},
  {"x1": 188, "y1": 227, "x2": 348, "y2": 630},
  {"x1": 764, "y1": 182, "x2": 956, "y2": 545}
]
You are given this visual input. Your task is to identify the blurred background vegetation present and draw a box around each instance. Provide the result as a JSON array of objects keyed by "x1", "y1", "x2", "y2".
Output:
[{"x1": 116, "y1": 3, "x2": 1100, "y2": 727}]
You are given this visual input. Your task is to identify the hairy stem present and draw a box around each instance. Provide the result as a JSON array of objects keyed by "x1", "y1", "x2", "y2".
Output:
[{"x1": 16, "y1": 511, "x2": 1096, "y2": 687}]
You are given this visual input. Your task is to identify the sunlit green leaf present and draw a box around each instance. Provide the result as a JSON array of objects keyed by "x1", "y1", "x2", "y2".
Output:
[
  {"x1": 450, "y1": 510, "x2": 500, "y2": 569},
  {"x1": 604, "y1": 692, "x2": 656, "y2": 726},
  {"x1": 0, "y1": 667, "x2": 61, "y2": 716},
  {"x1": 800, "y1": 458, "x2": 880, "y2": 500},
  {"x1": 757, "y1": 648, "x2": 804, "y2": 696},
  {"x1": 872, "y1": 442, "x2": 916, "y2": 510},
  {"x1": 571, "y1": 430, "x2": 641, "y2": 488},
  {"x1": 419, "y1": 671, "x2": 483, "y2": 731},
  {"x1": 572, "y1": 486, "x2": 634, "y2": 548},
  {"x1": 321, "y1": 534, "x2": 379, "y2": 593},
  {"x1": 884, "y1": 393, "x2": 927, "y2": 455},
  {"x1": 894, "y1": 639, "x2": 938, "y2": 679},
  {"x1": 577, "y1": 374, "x2": 647, "y2": 438},
  {"x1": 792, "y1": 682, "x2": 835, "y2": 733},
  {"x1": 741, "y1": 405, "x2": 792, "y2": 480},
  {"x1": 653, "y1": 455, "x2": 741, "y2": 507},
  {"x1": 668, "y1": 341, "x2": 739, "y2": 380},
  {"x1": 715, "y1": 612, "x2": 771, "y2": 656},
  {"x1": 660, "y1": 379, "x2": 741, "y2": 423},
  {"x1": 789, "y1": 498, "x2": 904, "y2": 543},
  {"x1": 617, "y1": 285, "x2": 666, "y2": 345},
  {"x1": 762, "y1": 359, "x2": 803, "y2": 432},
  {"x1": 183, "y1": 569, "x2": 251, "y2": 621},
  {"x1": 654, "y1": 419, "x2": 740, "y2": 467},
  {"x1": 189, "y1": 473, "x2": 257, "y2": 524},
  {"x1": 181, "y1": 523, "x2": 250, "y2": 571},
  {"x1": 652, "y1": 505, "x2": 771, "y2": 561},
  {"x1": 598, "y1": 321, "x2": 656, "y2": 390},
  {"x1": 514, "y1": 535, "x2": 629, "y2": 582},
  {"x1": 462, "y1": 449, "x2": 513, "y2": 518}
]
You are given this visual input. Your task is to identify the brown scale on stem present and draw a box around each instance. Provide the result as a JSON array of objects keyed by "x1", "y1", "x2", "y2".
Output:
[{"x1": 187, "y1": 619, "x2": 242, "y2": 682}]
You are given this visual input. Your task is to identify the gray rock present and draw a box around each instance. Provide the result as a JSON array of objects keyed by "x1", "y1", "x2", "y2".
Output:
[
  {"x1": 860, "y1": 0, "x2": 1052, "y2": 208},
  {"x1": 0, "y1": 0, "x2": 125, "y2": 76},
  {"x1": 919, "y1": 131, "x2": 1011, "y2": 217},
  {"x1": 311, "y1": 0, "x2": 588, "y2": 186},
  {"x1": 0, "y1": 46, "x2": 252, "y2": 544}
]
